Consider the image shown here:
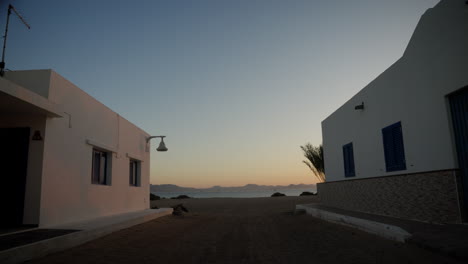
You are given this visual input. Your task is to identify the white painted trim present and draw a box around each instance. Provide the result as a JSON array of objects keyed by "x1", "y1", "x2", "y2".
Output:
[
  {"x1": 295, "y1": 204, "x2": 411, "y2": 242},
  {"x1": 0, "y1": 209, "x2": 173, "y2": 264},
  {"x1": 86, "y1": 139, "x2": 117, "y2": 153},
  {"x1": 126, "y1": 153, "x2": 144, "y2": 162}
]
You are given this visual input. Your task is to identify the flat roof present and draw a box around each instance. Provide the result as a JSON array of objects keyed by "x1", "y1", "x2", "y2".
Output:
[{"x1": 0, "y1": 77, "x2": 63, "y2": 118}]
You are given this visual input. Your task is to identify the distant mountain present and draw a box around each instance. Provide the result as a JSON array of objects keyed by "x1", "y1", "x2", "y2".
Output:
[{"x1": 150, "y1": 183, "x2": 316, "y2": 193}]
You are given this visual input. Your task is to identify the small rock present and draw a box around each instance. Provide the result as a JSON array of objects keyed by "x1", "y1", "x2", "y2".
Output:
[
  {"x1": 299, "y1": 191, "x2": 317, "y2": 196},
  {"x1": 271, "y1": 192, "x2": 286, "y2": 197},
  {"x1": 172, "y1": 204, "x2": 189, "y2": 216}
]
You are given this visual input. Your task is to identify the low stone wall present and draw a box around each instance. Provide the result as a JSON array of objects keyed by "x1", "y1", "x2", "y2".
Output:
[{"x1": 317, "y1": 170, "x2": 462, "y2": 224}]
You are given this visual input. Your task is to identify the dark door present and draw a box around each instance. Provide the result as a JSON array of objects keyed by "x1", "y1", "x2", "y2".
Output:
[
  {"x1": 0, "y1": 127, "x2": 30, "y2": 227},
  {"x1": 449, "y1": 87, "x2": 468, "y2": 219}
]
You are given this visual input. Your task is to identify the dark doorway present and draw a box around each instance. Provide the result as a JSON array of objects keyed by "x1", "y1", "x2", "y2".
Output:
[
  {"x1": 449, "y1": 87, "x2": 468, "y2": 219},
  {"x1": 0, "y1": 127, "x2": 30, "y2": 227}
]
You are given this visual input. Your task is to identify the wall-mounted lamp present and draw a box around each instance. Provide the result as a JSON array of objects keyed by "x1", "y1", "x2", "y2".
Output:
[
  {"x1": 146, "y1": 136, "x2": 168, "y2": 152},
  {"x1": 32, "y1": 130, "x2": 43, "y2": 141},
  {"x1": 354, "y1": 102, "x2": 365, "y2": 110}
]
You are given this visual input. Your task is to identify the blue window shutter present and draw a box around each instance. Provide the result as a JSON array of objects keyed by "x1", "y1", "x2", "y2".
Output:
[
  {"x1": 382, "y1": 122, "x2": 406, "y2": 172},
  {"x1": 382, "y1": 127, "x2": 394, "y2": 169},
  {"x1": 343, "y1": 145, "x2": 349, "y2": 176},
  {"x1": 343, "y1": 143, "x2": 355, "y2": 177},
  {"x1": 393, "y1": 124, "x2": 406, "y2": 170},
  {"x1": 349, "y1": 144, "x2": 355, "y2": 175}
]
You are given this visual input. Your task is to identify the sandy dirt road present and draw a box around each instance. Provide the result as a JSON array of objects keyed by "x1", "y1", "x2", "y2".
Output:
[{"x1": 27, "y1": 196, "x2": 461, "y2": 264}]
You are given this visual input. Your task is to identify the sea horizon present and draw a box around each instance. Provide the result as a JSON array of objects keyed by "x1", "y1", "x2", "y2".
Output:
[{"x1": 152, "y1": 188, "x2": 316, "y2": 199}]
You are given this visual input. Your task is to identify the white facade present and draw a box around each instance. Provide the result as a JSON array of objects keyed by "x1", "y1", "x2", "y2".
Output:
[
  {"x1": 0, "y1": 70, "x2": 152, "y2": 227},
  {"x1": 322, "y1": 1, "x2": 468, "y2": 182}
]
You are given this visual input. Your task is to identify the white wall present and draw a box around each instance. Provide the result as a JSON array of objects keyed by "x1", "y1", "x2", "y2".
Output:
[
  {"x1": 4, "y1": 70, "x2": 52, "y2": 98},
  {"x1": 32, "y1": 71, "x2": 151, "y2": 227},
  {"x1": 322, "y1": 2, "x2": 468, "y2": 182}
]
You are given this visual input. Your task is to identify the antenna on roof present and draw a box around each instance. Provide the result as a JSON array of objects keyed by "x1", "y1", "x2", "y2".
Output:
[{"x1": 0, "y1": 4, "x2": 31, "y2": 77}]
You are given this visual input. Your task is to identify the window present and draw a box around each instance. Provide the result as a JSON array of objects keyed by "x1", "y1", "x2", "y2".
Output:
[
  {"x1": 92, "y1": 149, "x2": 110, "y2": 185},
  {"x1": 343, "y1": 142, "x2": 355, "y2": 177},
  {"x1": 382, "y1": 121, "x2": 406, "y2": 172},
  {"x1": 129, "y1": 159, "x2": 141, "y2": 187}
]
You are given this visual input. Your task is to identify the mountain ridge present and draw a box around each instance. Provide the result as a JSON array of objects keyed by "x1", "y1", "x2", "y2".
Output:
[{"x1": 150, "y1": 183, "x2": 316, "y2": 193}]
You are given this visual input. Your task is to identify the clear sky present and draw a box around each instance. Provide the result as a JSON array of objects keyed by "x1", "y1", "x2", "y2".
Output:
[{"x1": 1, "y1": 0, "x2": 439, "y2": 188}]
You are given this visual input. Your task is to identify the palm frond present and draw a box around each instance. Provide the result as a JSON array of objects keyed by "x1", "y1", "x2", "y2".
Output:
[{"x1": 300, "y1": 143, "x2": 325, "y2": 182}]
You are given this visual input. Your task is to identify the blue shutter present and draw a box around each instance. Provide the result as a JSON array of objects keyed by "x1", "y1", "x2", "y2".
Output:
[
  {"x1": 449, "y1": 87, "x2": 468, "y2": 212},
  {"x1": 393, "y1": 124, "x2": 406, "y2": 170},
  {"x1": 382, "y1": 122, "x2": 406, "y2": 172},
  {"x1": 343, "y1": 145, "x2": 348, "y2": 176},
  {"x1": 349, "y1": 144, "x2": 355, "y2": 176},
  {"x1": 382, "y1": 127, "x2": 394, "y2": 169},
  {"x1": 343, "y1": 143, "x2": 355, "y2": 177}
]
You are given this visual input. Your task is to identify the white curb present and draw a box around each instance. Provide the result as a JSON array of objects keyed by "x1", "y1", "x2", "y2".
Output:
[{"x1": 296, "y1": 204, "x2": 411, "y2": 243}]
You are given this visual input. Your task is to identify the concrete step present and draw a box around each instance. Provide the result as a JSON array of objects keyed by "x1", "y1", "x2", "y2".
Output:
[{"x1": 0, "y1": 208, "x2": 172, "y2": 264}]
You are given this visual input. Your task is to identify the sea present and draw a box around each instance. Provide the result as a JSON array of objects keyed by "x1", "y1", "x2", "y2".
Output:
[{"x1": 153, "y1": 188, "x2": 316, "y2": 199}]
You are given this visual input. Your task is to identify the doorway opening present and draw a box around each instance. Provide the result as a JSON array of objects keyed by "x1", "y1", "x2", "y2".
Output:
[{"x1": 0, "y1": 127, "x2": 30, "y2": 227}]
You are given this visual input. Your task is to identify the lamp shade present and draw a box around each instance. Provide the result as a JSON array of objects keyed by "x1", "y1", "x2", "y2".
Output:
[{"x1": 157, "y1": 138, "x2": 168, "y2": 152}]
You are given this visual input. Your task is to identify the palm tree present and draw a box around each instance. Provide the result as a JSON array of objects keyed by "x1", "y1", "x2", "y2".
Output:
[{"x1": 300, "y1": 143, "x2": 325, "y2": 182}]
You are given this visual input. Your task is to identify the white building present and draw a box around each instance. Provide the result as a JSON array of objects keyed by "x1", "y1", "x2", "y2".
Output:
[
  {"x1": 0, "y1": 69, "x2": 155, "y2": 227},
  {"x1": 320, "y1": 0, "x2": 468, "y2": 223}
]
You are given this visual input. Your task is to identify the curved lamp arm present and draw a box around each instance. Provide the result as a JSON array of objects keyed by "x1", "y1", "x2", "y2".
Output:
[{"x1": 146, "y1": 136, "x2": 168, "y2": 152}]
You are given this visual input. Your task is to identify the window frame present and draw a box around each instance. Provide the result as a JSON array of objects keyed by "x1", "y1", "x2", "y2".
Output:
[
  {"x1": 382, "y1": 121, "x2": 407, "y2": 172},
  {"x1": 343, "y1": 142, "x2": 356, "y2": 177},
  {"x1": 129, "y1": 159, "x2": 141, "y2": 187},
  {"x1": 91, "y1": 148, "x2": 111, "y2": 185}
]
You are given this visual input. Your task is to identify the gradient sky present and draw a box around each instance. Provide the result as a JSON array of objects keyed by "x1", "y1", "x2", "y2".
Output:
[{"x1": 1, "y1": 0, "x2": 439, "y2": 187}]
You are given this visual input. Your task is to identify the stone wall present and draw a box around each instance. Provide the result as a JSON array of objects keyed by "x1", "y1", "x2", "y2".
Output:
[{"x1": 317, "y1": 170, "x2": 463, "y2": 223}]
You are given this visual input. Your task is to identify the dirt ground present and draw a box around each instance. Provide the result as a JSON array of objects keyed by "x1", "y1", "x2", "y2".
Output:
[{"x1": 27, "y1": 196, "x2": 461, "y2": 264}]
